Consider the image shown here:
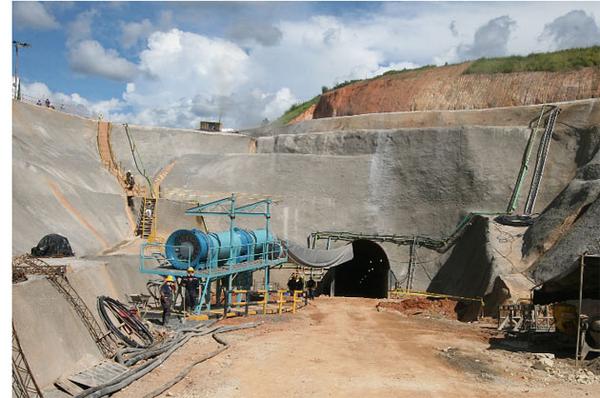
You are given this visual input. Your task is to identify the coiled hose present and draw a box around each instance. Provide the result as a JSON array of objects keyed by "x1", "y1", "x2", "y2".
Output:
[{"x1": 97, "y1": 296, "x2": 154, "y2": 349}]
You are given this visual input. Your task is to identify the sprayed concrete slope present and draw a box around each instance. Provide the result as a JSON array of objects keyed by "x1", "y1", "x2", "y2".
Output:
[
  {"x1": 12, "y1": 256, "x2": 151, "y2": 389},
  {"x1": 12, "y1": 98, "x2": 600, "y2": 389},
  {"x1": 13, "y1": 98, "x2": 600, "y2": 293},
  {"x1": 12, "y1": 101, "x2": 259, "y2": 391},
  {"x1": 159, "y1": 103, "x2": 599, "y2": 289},
  {"x1": 13, "y1": 101, "x2": 132, "y2": 255},
  {"x1": 109, "y1": 122, "x2": 255, "y2": 180},
  {"x1": 524, "y1": 140, "x2": 600, "y2": 282}
]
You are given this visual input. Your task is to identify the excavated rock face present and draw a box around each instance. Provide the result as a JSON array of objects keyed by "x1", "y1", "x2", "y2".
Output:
[
  {"x1": 524, "y1": 141, "x2": 600, "y2": 284},
  {"x1": 12, "y1": 97, "x2": 600, "y2": 307},
  {"x1": 312, "y1": 64, "x2": 600, "y2": 119}
]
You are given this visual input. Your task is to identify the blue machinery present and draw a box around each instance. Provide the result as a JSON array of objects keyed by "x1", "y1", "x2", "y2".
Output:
[{"x1": 140, "y1": 194, "x2": 288, "y2": 313}]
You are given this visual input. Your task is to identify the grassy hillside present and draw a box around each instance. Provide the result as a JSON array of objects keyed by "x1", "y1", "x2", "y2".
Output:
[
  {"x1": 464, "y1": 46, "x2": 600, "y2": 74},
  {"x1": 277, "y1": 46, "x2": 600, "y2": 123},
  {"x1": 277, "y1": 95, "x2": 320, "y2": 125}
]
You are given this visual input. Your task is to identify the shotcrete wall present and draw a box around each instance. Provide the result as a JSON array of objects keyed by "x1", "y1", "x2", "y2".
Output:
[
  {"x1": 14, "y1": 98, "x2": 600, "y2": 289},
  {"x1": 13, "y1": 102, "x2": 131, "y2": 255},
  {"x1": 12, "y1": 255, "x2": 151, "y2": 390},
  {"x1": 109, "y1": 122, "x2": 255, "y2": 178},
  {"x1": 158, "y1": 125, "x2": 590, "y2": 289},
  {"x1": 12, "y1": 96, "x2": 600, "y2": 391}
]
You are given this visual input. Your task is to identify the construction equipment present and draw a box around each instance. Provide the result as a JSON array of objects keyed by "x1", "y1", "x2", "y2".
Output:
[
  {"x1": 164, "y1": 227, "x2": 278, "y2": 270},
  {"x1": 140, "y1": 194, "x2": 288, "y2": 314},
  {"x1": 497, "y1": 303, "x2": 554, "y2": 333}
]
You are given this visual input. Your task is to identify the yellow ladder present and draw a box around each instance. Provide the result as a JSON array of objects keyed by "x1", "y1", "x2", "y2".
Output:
[{"x1": 138, "y1": 197, "x2": 160, "y2": 241}]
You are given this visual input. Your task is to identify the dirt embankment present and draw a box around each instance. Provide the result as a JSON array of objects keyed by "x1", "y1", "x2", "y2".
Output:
[
  {"x1": 377, "y1": 297, "x2": 460, "y2": 320},
  {"x1": 308, "y1": 63, "x2": 600, "y2": 120}
]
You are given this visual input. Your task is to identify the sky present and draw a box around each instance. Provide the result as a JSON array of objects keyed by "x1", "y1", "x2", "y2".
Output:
[{"x1": 11, "y1": 1, "x2": 600, "y2": 129}]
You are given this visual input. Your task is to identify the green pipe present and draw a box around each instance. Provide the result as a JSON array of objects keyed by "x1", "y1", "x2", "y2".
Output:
[{"x1": 506, "y1": 105, "x2": 548, "y2": 214}]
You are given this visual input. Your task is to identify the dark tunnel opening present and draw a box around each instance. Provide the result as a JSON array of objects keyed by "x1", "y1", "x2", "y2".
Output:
[{"x1": 321, "y1": 240, "x2": 390, "y2": 299}]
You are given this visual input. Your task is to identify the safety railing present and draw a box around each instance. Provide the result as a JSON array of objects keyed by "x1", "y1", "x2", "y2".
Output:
[
  {"x1": 18, "y1": 93, "x2": 98, "y2": 119},
  {"x1": 223, "y1": 289, "x2": 306, "y2": 317},
  {"x1": 140, "y1": 239, "x2": 288, "y2": 277}
]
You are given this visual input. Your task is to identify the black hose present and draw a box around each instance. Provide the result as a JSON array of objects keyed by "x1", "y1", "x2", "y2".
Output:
[
  {"x1": 97, "y1": 296, "x2": 154, "y2": 348},
  {"x1": 122, "y1": 325, "x2": 221, "y2": 367},
  {"x1": 140, "y1": 336, "x2": 229, "y2": 398},
  {"x1": 75, "y1": 323, "x2": 257, "y2": 398},
  {"x1": 141, "y1": 325, "x2": 256, "y2": 398}
]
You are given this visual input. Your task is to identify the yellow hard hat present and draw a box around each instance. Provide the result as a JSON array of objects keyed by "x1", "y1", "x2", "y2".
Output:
[
  {"x1": 187, "y1": 267, "x2": 194, "y2": 273},
  {"x1": 165, "y1": 275, "x2": 175, "y2": 282}
]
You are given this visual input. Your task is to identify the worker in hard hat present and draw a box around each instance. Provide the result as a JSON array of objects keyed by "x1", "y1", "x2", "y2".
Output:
[
  {"x1": 124, "y1": 170, "x2": 135, "y2": 209},
  {"x1": 180, "y1": 267, "x2": 200, "y2": 313},
  {"x1": 160, "y1": 275, "x2": 176, "y2": 326}
]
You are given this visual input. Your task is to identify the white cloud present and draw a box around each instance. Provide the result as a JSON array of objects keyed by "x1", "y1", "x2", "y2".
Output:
[
  {"x1": 456, "y1": 16, "x2": 517, "y2": 61},
  {"x1": 539, "y1": 10, "x2": 600, "y2": 50},
  {"x1": 69, "y1": 40, "x2": 138, "y2": 81},
  {"x1": 228, "y1": 21, "x2": 283, "y2": 46},
  {"x1": 123, "y1": 29, "x2": 252, "y2": 126},
  {"x1": 263, "y1": 88, "x2": 298, "y2": 120},
  {"x1": 65, "y1": 10, "x2": 136, "y2": 82},
  {"x1": 121, "y1": 19, "x2": 154, "y2": 49},
  {"x1": 13, "y1": 2, "x2": 59, "y2": 30},
  {"x1": 26, "y1": 3, "x2": 600, "y2": 129}
]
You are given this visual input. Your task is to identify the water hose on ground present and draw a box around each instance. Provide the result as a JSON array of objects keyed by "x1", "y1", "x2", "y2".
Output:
[
  {"x1": 141, "y1": 328, "x2": 247, "y2": 398},
  {"x1": 74, "y1": 322, "x2": 258, "y2": 398}
]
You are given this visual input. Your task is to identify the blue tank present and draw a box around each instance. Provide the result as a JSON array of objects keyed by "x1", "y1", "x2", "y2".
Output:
[
  {"x1": 165, "y1": 228, "x2": 275, "y2": 270},
  {"x1": 235, "y1": 228, "x2": 255, "y2": 262}
]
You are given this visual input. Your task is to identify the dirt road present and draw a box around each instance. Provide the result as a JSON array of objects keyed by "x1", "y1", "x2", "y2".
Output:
[{"x1": 116, "y1": 297, "x2": 598, "y2": 398}]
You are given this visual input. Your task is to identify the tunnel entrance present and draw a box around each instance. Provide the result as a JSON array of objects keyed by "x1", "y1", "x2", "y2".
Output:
[{"x1": 322, "y1": 240, "x2": 390, "y2": 299}]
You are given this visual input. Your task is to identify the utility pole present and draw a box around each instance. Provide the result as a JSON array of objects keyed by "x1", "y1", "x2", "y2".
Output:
[{"x1": 13, "y1": 40, "x2": 31, "y2": 100}]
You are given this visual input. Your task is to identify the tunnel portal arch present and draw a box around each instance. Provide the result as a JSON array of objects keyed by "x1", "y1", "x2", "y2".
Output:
[{"x1": 321, "y1": 239, "x2": 390, "y2": 299}]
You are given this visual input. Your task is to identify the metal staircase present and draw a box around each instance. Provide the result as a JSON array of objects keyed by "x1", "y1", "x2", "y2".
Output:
[{"x1": 136, "y1": 197, "x2": 157, "y2": 240}]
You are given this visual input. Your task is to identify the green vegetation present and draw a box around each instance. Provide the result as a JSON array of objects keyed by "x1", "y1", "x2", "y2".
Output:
[
  {"x1": 277, "y1": 46, "x2": 600, "y2": 124},
  {"x1": 464, "y1": 46, "x2": 600, "y2": 74},
  {"x1": 277, "y1": 95, "x2": 321, "y2": 125},
  {"x1": 379, "y1": 64, "x2": 436, "y2": 77}
]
